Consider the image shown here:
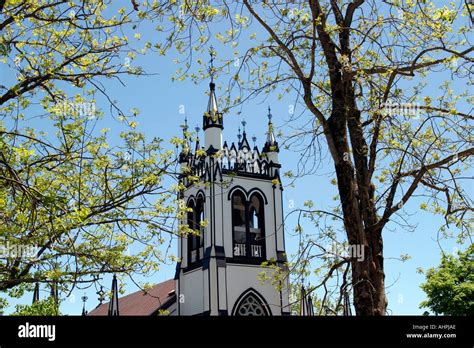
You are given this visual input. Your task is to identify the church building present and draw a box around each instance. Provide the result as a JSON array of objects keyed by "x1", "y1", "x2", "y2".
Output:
[{"x1": 89, "y1": 68, "x2": 290, "y2": 316}]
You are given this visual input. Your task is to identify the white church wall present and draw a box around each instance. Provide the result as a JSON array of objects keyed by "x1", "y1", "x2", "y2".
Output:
[
  {"x1": 226, "y1": 264, "x2": 282, "y2": 315},
  {"x1": 204, "y1": 127, "x2": 223, "y2": 150},
  {"x1": 217, "y1": 266, "x2": 227, "y2": 311},
  {"x1": 180, "y1": 268, "x2": 205, "y2": 315}
]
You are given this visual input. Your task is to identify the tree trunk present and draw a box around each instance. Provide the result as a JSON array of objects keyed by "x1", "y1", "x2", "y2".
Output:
[{"x1": 327, "y1": 107, "x2": 388, "y2": 316}]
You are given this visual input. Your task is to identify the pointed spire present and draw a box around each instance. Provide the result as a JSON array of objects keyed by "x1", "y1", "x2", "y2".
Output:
[
  {"x1": 209, "y1": 45, "x2": 215, "y2": 85},
  {"x1": 179, "y1": 116, "x2": 191, "y2": 164},
  {"x1": 194, "y1": 125, "x2": 201, "y2": 153},
  {"x1": 50, "y1": 281, "x2": 58, "y2": 305},
  {"x1": 300, "y1": 285, "x2": 313, "y2": 316},
  {"x1": 96, "y1": 285, "x2": 105, "y2": 307},
  {"x1": 307, "y1": 292, "x2": 315, "y2": 316},
  {"x1": 32, "y1": 282, "x2": 40, "y2": 304},
  {"x1": 263, "y1": 106, "x2": 279, "y2": 153},
  {"x1": 300, "y1": 285, "x2": 308, "y2": 316},
  {"x1": 206, "y1": 82, "x2": 219, "y2": 117},
  {"x1": 50, "y1": 281, "x2": 59, "y2": 315},
  {"x1": 203, "y1": 46, "x2": 223, "y2": 132},
  {"x1": 108, "y1": 274, "x2": 119, "y2": 316},
  {"x1": 343, "y1": 291, "x2": 352, "y2": 316},
  {"x1": 81, "y1": 293, "x2": 88, "y2": 316},
  {"x1": 238, "y1": 120, "x2": 250, "y2": 150}
]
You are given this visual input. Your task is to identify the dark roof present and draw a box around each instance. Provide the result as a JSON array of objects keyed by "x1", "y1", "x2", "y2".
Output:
[{"x1": 88, "y1": 279, "x2": 175, "y2": 316}]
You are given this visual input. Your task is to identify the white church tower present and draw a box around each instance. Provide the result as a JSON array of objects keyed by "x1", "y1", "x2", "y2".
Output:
[{"x1": 174, "y1": 55, "x2": 290, "y2": 316}]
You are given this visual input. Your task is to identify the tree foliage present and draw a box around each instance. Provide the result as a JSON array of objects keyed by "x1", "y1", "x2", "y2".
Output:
[
  {"x1": 0, "y1": 0, "x2": 184, "y2": 308},
  {"x1": 12, "y1": 297, "x2": 60, "y2": 316},
  {"x1": 420, "y1": 245, "x2": 474, "y2": 316},
  {"x1": 153, "y1": 0, "x2": 473, "y2": 315}
]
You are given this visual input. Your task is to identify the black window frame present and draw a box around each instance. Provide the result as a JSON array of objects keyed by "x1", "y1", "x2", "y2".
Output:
[
  {"x1": 231, "y1": 191, "x2": 266, "y2": 262},
  {"x1": 187, "y1": 196, "x2": 205, "y2": 265}
]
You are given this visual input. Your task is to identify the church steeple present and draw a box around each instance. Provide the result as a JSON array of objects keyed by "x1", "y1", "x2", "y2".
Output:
[
  {"x1": 203, "y1": 47, "x2": 223, "y2": 152},
  {"x1": 262, "y1": 107, "x2": 279, "y2": 166}
]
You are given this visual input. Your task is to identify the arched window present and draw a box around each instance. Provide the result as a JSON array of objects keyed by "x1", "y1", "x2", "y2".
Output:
[
  {"x1": 233, "y1": 290, "x2": 270, "y2": 316},
  {"x1": 231, "y1": 191, "x2": 265, "y2": 260},
  {"x1": 188, "y1": 196, "x2": 204, "y2": 264},
  {"x1": 248, "y1": 194, "x2": 264, "y2": 258},
  {"x1": 198, "y1": 197, "x2": 205, "y2": 250},
  {"x1": 232, "y1": 191, "x2": 246, "y2": 257}
]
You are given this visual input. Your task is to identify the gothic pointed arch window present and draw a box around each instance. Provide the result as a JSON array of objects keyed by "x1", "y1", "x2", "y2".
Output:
[
  {"x1": 233, "y1": 290, "x2": 270, "y2": 316},
  {"x1": 231, "y1": 190, "x2": 266, "y2": 260},
  {"x1": 231, "y1": 191, "x2": 246, "y2": 257},
  {"x1": 188, "y1": 195, "x2": 205, "y2": 265},
  {"x1": 248, "y1": 193, "x2": 264, "y2": 258}
]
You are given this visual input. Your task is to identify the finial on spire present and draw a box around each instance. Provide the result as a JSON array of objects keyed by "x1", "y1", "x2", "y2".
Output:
[
  {"x1": 241, "y1": 120, "x2": 247, "y2": 134},
  {"x1": 204, "y1": 46, "x2": 220, "y2": 124},
  {"x1": 180, "y1": 116, "x2": 189, "y2": 140},
  {"x1": 202, "y1": 45, "x2": 223, "y2": 149},
  {"x1": 237, "y1": 126, "x2": 242, "y2": 141},
  {"x1": 179, "y1": 116, "x2": 191, "y2": 163},
  {"x1": 81, "y1": 293, "x2": 88, "y2": 316},
  {"x1": 97, "y1": 285, "x2": 105, "y2": 306},
  {"x1": 195, "y1": 125, "x2": 200, "y2": 134},
  {"x1": 183, "y1": 116, "x2": 188, "y2": 131},
  {"x1": 208, "y1": 45, "x2": 216, "y2": 87},
  {"x1": 263, "y1": 108, "x2": 279, "y2": 154},
  {"x1": 252, "y1": 135, "x2": 257, "y2": 147}
]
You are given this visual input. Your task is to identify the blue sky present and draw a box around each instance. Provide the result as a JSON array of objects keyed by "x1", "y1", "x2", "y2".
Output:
[{"x1": 1, "y1": 2, "x2": 471, "y2": 315}]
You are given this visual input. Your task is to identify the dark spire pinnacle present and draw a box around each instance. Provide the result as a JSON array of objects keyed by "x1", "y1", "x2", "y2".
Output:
[
  {"x1": 209, "y1": 45, "x2": 216, "y2": 86},
  {"x1": 203, "y1": 46, "x2": 223, "y2": 131},
  {"x1": 108, "y1": 274, "x2": 119, "y2": 316},
  {"x1": 300, "y1": 285, "x2": 313, "y2": 316},
  {"x1": 238, "y1": 120, "x2": 250, "y2": 150},
  {"x1": 50, "y1": 281, "x2": 58, "y2": 304},
  {"x1": 49, "y1": 281, "x2": 59, "y2": 314},
  {"x1": 32, "y1": 282, "x2": 40, "y2": 304},
  {"x1": 183, "y1": 115, "x2": 188, "y2": 130},
  {"x1": 179, "y1": 116, "x2": 191, "y2": 163},
  {"x1": 263, "y1": 107, "x2": 279, "y2": 153},
  {"x1": 96, "y1": 286, "x2": 105, "y2": 307},
  {"x1": 81, "y1": 293, "x2": 88, "y2": 316},
  {"x1": 194, "y1": 125, "x2": 201, "y2": 153}
]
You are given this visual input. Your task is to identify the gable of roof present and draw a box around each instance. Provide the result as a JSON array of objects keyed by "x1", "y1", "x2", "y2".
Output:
[{"x1": 88, "y1": 279, "x2": 175, "y2": 316}]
